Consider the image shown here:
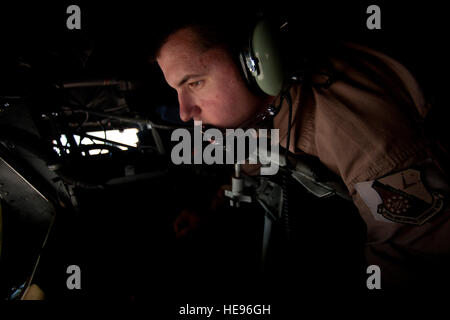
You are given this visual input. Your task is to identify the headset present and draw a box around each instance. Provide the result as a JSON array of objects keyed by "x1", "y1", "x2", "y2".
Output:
[{"x1": 238, "y1": 19, "x2": 287, "y2": 97}]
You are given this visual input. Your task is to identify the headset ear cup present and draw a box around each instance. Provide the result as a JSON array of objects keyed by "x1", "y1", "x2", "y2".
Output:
[
  {"x1": 251, "y1": 20, "x2": 285, "y2": 96},
  {"x1": 240, "y1": 19, "x2": 285, "y2": 97},
  {"x1": 238, "y1": 45, "x2": 264, "y2": 95},
  {"x1": 238, "y1": 50, "x2": 253, "y2": 88}
]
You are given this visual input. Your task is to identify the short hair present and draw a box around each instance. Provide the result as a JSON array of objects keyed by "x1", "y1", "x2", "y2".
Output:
[{"x1": 148, "y1": 9, "x2": 253, "y2": 63}]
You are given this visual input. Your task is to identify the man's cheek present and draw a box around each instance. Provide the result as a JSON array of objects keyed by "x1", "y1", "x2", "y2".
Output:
[{"x1": 204, "y1": 96, "x2": 224, "y2": 114}]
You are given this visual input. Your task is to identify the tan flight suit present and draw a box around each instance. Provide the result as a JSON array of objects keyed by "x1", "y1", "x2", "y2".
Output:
[{"x1": 273, "y1": 42, "x2": 450, "y2": 289}]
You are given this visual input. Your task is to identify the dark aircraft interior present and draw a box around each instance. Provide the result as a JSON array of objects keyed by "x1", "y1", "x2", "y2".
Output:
[{"x1": 0, "y1": 1, "x2": 448, "y2": 310}]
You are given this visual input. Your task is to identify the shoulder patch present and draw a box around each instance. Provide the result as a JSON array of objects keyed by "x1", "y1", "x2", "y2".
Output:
[{"x1": 355, "y1": 168, "x2": 447, "y2": 225}]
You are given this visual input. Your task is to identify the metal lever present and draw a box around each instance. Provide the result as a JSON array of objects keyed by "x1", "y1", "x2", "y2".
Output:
[{"x1": 224, "y1": 164, "x2": 252, "y2": 208}]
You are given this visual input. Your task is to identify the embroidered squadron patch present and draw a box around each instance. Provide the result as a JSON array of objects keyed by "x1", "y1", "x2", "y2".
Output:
[{"x1": 355, "y1": 168, "x2": 447, "y2": 225}]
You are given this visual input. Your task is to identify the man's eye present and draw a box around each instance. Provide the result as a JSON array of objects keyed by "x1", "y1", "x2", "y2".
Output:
[{"x1": 188, "y1": 80, "x2": 204, "y2": 89}]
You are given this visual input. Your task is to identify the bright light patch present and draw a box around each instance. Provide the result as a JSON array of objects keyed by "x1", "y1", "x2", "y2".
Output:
[
  {"x1": 53, "y1": 129, "x2": 139, "y2": 156},
  {"x1": 84, "y1": 129, "x2": 139, "y2": 148}
]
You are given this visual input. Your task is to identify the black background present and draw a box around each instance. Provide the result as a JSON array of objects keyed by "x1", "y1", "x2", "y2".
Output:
[{"x1": 0, "y1": 0, "x2": 449, "y2": 315}]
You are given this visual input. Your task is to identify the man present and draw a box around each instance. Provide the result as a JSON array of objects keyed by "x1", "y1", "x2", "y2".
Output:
[{"x1": 154, "y1": 15, "x2": 450, "y2": 291}]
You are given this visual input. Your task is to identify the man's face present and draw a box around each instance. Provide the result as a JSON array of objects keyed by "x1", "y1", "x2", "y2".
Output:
[{"x1": 157, "y1": 28, "x2": 269, "y2": 128}]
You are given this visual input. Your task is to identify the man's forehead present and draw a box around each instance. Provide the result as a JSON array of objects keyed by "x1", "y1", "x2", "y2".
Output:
[{"x1": 157, "y1": 29, "x2": 207, "y2": 87}]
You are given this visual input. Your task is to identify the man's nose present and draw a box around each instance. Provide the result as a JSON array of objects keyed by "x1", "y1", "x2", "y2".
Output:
[{"x1": 178, "y1": 91, "x2": 200, "y2": 122}]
